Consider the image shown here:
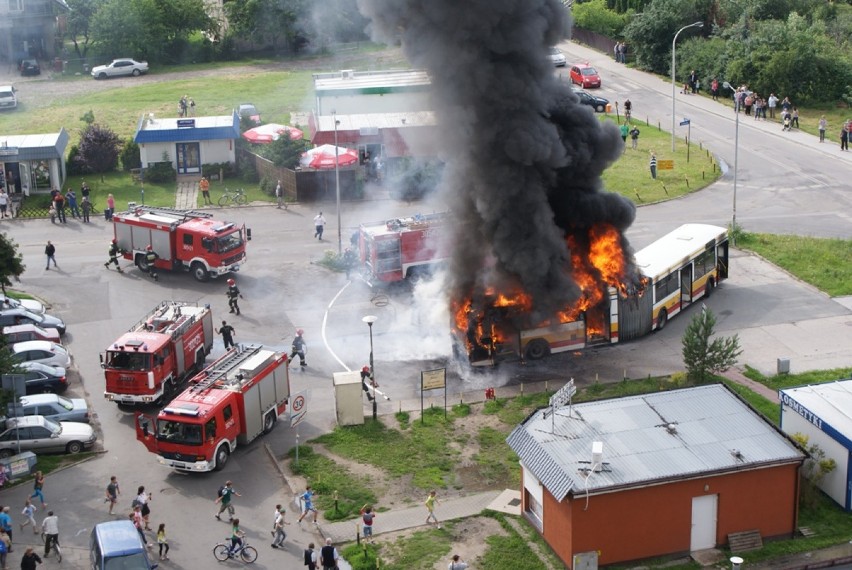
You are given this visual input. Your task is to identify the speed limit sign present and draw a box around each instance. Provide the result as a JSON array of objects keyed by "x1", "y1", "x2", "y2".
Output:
[{"x1": 290, "y1": 391, "x2": 307, "y2": 427}]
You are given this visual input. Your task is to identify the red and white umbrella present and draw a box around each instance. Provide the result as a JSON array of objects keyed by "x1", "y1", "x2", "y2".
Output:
[
  {"x1": 241, "y1": 123, "x2": 304, "y2": 144},
  {"x1": 300, "y1": 144, "x2": 359, "y2": 169}
]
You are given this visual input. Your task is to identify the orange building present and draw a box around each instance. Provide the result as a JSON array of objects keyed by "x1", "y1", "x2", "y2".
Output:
[{"x1": 507, "y1": 384, "x2": 806, "y2": 568}]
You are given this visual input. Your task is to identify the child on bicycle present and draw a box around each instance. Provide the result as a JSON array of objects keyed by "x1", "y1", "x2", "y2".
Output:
[{"x1": 229, "y1": 518, "x2": 245, "y2": 556}]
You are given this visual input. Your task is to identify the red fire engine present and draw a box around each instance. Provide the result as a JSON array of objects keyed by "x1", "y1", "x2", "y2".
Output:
[
  {"x1": 358, "y1": 212, "x2": 449, "y2": 285},
  {"x1": 102, "y1": 301, "x2": 214, "y2": 405},
  {"x1": 112, "y1": 206, "x2": 249, "y2": 282},
  {"x1": 135, "y1": 344, "x2": 290, "y2": 472}
]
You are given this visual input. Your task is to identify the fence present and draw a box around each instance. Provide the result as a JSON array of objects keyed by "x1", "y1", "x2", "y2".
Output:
[
  {"x1": 570, "y1": 27, "x2": 633, "y2": 64},
  {"x1": 239, "y1": 149, "x2": 361, "y2": 203}
]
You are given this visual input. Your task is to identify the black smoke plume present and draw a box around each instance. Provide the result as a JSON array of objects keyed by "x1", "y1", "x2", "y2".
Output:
[{"x1": 357, "y1": 0, "x2": 636, "y2": 318}]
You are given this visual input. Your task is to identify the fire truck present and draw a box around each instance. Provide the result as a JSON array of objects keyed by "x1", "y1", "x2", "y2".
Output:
[
  {"x1": 102, "y1": 301, "x2": 214, "y2": 405},
  {"x1": 358, "y1": 212, "x2": 449, "y2": 285},
  {"x1": 135, "y1": 344, "x2": 290, "y2": 472},
  {"x1": 112, "y1": 206, "x2": 249, "y2": 282}
]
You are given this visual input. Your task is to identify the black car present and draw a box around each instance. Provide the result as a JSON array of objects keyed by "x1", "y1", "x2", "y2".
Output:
[
  {"x1": 19, "y1": 59, "x2": 40, "y2": 76},
  {"x1": 572, "y1": 88, "x2": 609, "y2": 113},
  {"x1": 18, "y1": 362, "x2": 68, "y2": 394}
]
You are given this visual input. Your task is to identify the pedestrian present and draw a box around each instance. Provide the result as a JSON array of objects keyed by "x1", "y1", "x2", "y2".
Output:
[
  {"x1": 791, "y1": 107, "x2": 799, "y2": 129},
  {"x1": 215, "y1": 480, "x2": 241, "y2": 521},
  {"x1": 144, "y1": 245, "x2": 159, "y2": 281},
  {"x1": 343, "y1": 247, "x2": 357, "y2": 279},
  {"x1": 271, "y1": 505, "x2": 289, "y2": 549},
  {"x1": 134, "y1": 486, "x2": 152, "y2": 530},
  {"x1": 105, "y1": 239, "x2": 124, "y2": 272},
  {"x1": 619, "y1": 123, "x2": 628, "y2": 149},
  {"x1": 199, "y1": 176, "x2": 212, "y2": 205},
  {"x1": 81, "y1": 196, "x2": 91, "y2": 223},
  {"x1": 41, "y1": 510, "x2": 59, "y2": 558},
  {"x1": 65, "y1": 188, "x2": 79, "y2": 218},
  {"x1": 289, "y1": 329, "x2": 307, "y2": 367},
  {"x1": 360, "y1": 504, "x2": 375, "y2": 543},
  {"x1": 105, "y1": 476, "x2": 120, "y2": 515},
  {"x1": 0, "y1": 528, "x2": 9, "y2": 568},
  {"x1": 767, "y1": 93, "x2": 778, "y2": 119},
  {"x1": 613, "y1": 41, "x2": 619, "y2": 61},
  {"x1": 313, "y1": 211, "x2": 326, "y2": 240},
  {"x1": 360, "y1": 366, "x2": 375, "y2": 402},
  {"x1": 130, "y1": 509, "x2": 150, "y2": 548},
  {"x1": 0, "y1": 188, "x2": 7, "y2": 218},
  {"x1": 52, "y1": 190, "x2": 66, "y2": 223},
  {"x1": 48, "y1": 202, "x2": 56, "y2": 224},
  {"x1": 320, "y1": 538, "x2": 339, "y2": 570},
  {"x1": 20, "y1": 499, "x2": 38, "y2": 534},
  {"x1": 30, "y1": 471, "x2": 46, "y2": 508},
  {"x1": 157, "y1": 523, "x2": 169, "y2": 561},
  {"x1": 629, "y1": 125, "x2": 640, "y2": 150},
  {"x1": 649, "y1": 151, "x2": 657, "y2": 180},
  {"x1": 425, "y1": 490, "x2": 440, "y2": 528},
  {"x1": 449, "y1": 554, "x2": 469, "y2": 570},
  {"x1": 228, "y1": 518, "x2": 245, "y2": 557},
  {"x1": 304, "y1": 542, "x2": 318, "y2": 570},
  {"x1": 189, "y1": 98, "x2": 196, "y2": 116},
  {"x1": 818, "y1": 116, "x2": 827, "y2": 143},
  {"x1": 216, "y1": 320, "x2": 236, "y2": 349},
  {"x1": 0, "y1": 506, "x2": 12, "y2": 546},
  {"x1": 842, "y1": 122, "x2": 849, "y2": 151},
  {"x1": 623, "y1": 98, "x2": 632, "y2": 121},
  {"x1": 44, "y1": 241, "x2": 57, "y2": 270},
  {"x1": 297, "y1": 485, "x2": 317, "y2": 524},
  {"x1": 80, "y1": 180, "x2": 90, "y2": 199},
  {"x1": 710, "y1": 78, "x2": 719, "y2": 101},
  {"x1": 689, "y1": 70, "x2": 698, "y2": 94},
  {"x1": 20, "y1": 547, "x2": 41, "y2": 570},
  {"x1": 780, "y1": 96, "x2": 792, "y2": 114},
  {"x1": 106, "y1": 193, "x2": 115, "y2": 221},
  {"x1": 226, "y1": 278, "x2": 243, "y2": 315},
  {"x1": 275, "y1": 180, "x2": 284, "y2": 209}
]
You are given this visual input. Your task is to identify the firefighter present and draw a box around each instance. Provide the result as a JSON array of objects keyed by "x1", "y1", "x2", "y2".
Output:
[
  {"x1": 105, "y1": 239, "x2": 123, "y2": 272},
  {"x1": 226, "y1": 278, "x2": 243, "y2": 315},
  {"x1": 360, "y1": 365, "x2": 376, "y2": 401},
  {"x1": 145, "y1": 245, "x2": 159, "y2": 281},
  {"x1": 343, "y1": 247, "x2": 357, "y2": 280},
  {"x1": 289, "y1": 329, "x2": 307, "y2": 367}
]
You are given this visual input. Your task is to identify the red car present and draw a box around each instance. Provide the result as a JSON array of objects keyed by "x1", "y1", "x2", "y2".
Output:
[{"x1": 569, "y1": 63, "x2": 601, "y2": 89}]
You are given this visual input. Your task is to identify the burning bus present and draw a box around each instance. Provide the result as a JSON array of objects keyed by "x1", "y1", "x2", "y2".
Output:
[{"x1": 452, "y1": 223, "x2": 729, "y2": 365}]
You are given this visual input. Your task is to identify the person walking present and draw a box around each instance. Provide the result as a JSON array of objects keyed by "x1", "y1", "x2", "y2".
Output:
[
  {"x1": 360, "y1": 504, "x2": 375, "y2": 543},
  {"x1": 818, "y1": 116, "x2": 827, "y2": 143},
  {"x1": 199, "y1": 176, "x2": 212, "y2": 205},
  {"x1": 20, "y1": 499, "x2": 38, "y2": 534},
  {"x1": 619, "y1": 123, "x2": 628, "y2": 151},
  {"x1": 130, "y1": 508, "x2": 150, "y2": 548},
  {"x1": 41, "y1": 511, "x2": 59, "y2": 558},
  {"x1": 304, "y1": 543, "x2": 318, "y2": 570},
  {"x1": 134, "y1": 486, "x2": 152, "y2": 530},
  {"x1": 215, "y1": 481, "x2": 241, "y2": 521},
  {"x1": 649, "y1": 151, "x2": 657, "y2": 180},
  {"x1": 105, "y1": 239, "x2": 123, "y2": 272},
  {"x1": 425, "y1": 490, "x2": 440, "y2": 528},
  {"x1": 629, "y1": 125, "x2": 640, "y2": 150},
  {"x1": 289, "y1": 329, "x2": 307, "y2": 367},
  {"x1": 216, "y1": 320, "x2": 236, "y2": 349},
  {"x1": 297, "y1": 485, "x2": 317, "y2": 524},
  {"x1": 156, "y1": 523, "x2": 169, "y2": 561},
  {"x1": 106, "y1": 193, "x2": 115, "y2": 221},
  {"x1": 449, "y1": 554, "x2": 469, "y2": 570},
  {"x1": 710, "y1": 78, "x2": 719, "y2": 101},
  {"x1": 271, "y1": 505, "x2": 289, "y2": 549},
  {"x1": 320, "y1": 538, "x2": 339, "y2": 570},
  {"x1": 360, "y1": 366, "x2": 376, "y2": 402},
  {"x1": 0, "y1": 189, "x2": 8, "y2": 218},
  {"x1": 313, "y1": 211, "x2": 326, "y2": 240},
  {"x1": 144, "y1": 245, "x2": 159, "y2": 281},
  {"x1": 105, "y1": 476, "x2": 120, "y2": 515},
  {"x1": 275, "y1": 180, "x2": 285, "y2": 209},
  {"x1": 65, "y1": 189, "x2": 79, "y2": 218},
  {"x1": 20, "y1": 547, "x2": 42, "y2": 570},
  {"x1": 48, "y1": 202, "x2": 56, "y2": 224},
  {"x1": 343, "y1": 247, "x2": 357, "y2": 279},
  {"x1": 81, "y1": 196, "x2": 91, "y2": 223},
  {"x1": 44, "y1": 241, "x2": 57, "y2": 270},
  {"x1": 226, "y1": 279, "x2": 243, "y2": 315},
  {"x1": 842, "y1": 122, "x2": 849, "y2": 151},
  {"x1": 0, "y1": 507, "x2": 12, "y2": 546},
  {"x1": 30, "y1": 471, "x2": 46, "y2": 508}
]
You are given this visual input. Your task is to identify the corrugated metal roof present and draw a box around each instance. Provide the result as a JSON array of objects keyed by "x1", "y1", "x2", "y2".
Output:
[
  {"x1": 780, "y1": 380, "x2": 852, "y2": 437},
  {"x1": 507, "y1": 384, "x2": 804, "y2": 501},
  {"x1": 134, "y1": 113, "x2": 239, "y2": 144},
  {"x1": 0, "y1": 129, "x2": 69, "y2": 160},
  {"x1": 315, "y1": 112, "x2": 436, "y2": 132},
  {"x1": 314, "y1": 69, "x2": 431, "y2": 92}
]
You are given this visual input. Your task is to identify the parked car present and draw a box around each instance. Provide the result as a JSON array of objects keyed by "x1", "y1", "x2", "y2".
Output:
[
  {"x1": 0, "y1": 294, "x2": 45, "y2": 315},
  {"x1": 2, "y1": 324, "x2": 61, "y2": 345},
  {"x1": 0, "y1": 85, "x2": 17, "y2": 110},
  {"x1": 91, "y1": 58, "x2": 149, "y2": 79},
  {"x1": 572, "y1": 87, "x2": 610, "y2": 113},
  {"x1": 18, "y1": 362, "x2": 68, "y2": 394},
  {"x1": 238, "y1": 103, "x2": 261, "y2": 125},
  {"x1": 6, "y1": 394, "x2": 89, "y2": 423},
  {"x1": 548, "y1": 47, "x2": 567, "y2": 67},
  {"x1": 0, "y1": 308, "x2": 65, "y2": 334},
  {"x1": 19, "y1": 59, "x2": 40, "y2": 76},
  {"x1": 11, "y1": 340, "x2": 71, "y2": 368},
  {"x1": 569, "y1": 63, "x2": 602, "y2": 89},
  {"x1": 0, "y1": 415, "x2": 96, "y2": 457}
]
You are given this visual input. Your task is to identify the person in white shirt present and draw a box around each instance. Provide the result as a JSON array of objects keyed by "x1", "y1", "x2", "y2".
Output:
[
  {"x1": 41, "y1": 511, "x2": 60, "y2": 558},
  {"x1": 449, "y1": 553, "x2": 469, "y2": 570}
]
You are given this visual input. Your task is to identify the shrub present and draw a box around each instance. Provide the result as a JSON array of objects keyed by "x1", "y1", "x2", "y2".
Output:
[
  {"x1": 119, "y1": 139, "x2": 141, "y2": 172},
  {"x1": 573, "y1": 0, "x2": 633, "y2": 37},
  {"x1": 145, "y1": 162, "x2": 177, "y2": 183}
]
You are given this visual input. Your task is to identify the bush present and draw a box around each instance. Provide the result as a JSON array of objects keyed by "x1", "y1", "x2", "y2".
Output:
[
  {"x1": 66, "y1": 145, "x2": 88, "y2": 176},
  {"x1": 119, "y1": 139, "x2": 141, "y2": 172},
  {"x1": 201, "y1": 162, "x2": 237, "y2": 180},
  {"x1": 238, "y1": 159, "x2": 259, "y2": 183},
  {"x1": 260, "y1": 176, "x2": 273, "y2": 196},
  {"x1": 77, "y1": 124, "x2": 121, "y2": 174},
  {"x1": 573, "y1": 0, "x2": 633, "y2": 37},
  {"x1": 145, "y1": 162, "x2": 177, "y2": 183}
]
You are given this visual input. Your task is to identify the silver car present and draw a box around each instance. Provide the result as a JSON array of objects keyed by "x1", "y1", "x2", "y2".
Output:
[
  {"x1": 7, "y1": 394, "x2": 89, "y2": 423},
  {"x1": 12, "y1": 340, "x2": 71, "y2": 368},
  {"x1": 0, "y1": 308, "x2": 65, "y2": 335},
  {"x1": 0, "y1": 415, "x2": 96, "y2": 457},
  {"x1": 0, "y1": 294, "x2": 45, "y2": 315}
]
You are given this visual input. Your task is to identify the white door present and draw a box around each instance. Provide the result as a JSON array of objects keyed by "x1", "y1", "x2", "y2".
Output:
[
  {"x1": 690, "y1": 494, "x2": 718, "y2": 551},
  {"x1": 18, "y1": 163, "x2": 29, "y2": 196}
]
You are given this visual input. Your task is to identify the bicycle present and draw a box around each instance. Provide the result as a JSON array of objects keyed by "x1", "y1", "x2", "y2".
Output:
[
  {"x1": 41, "y1": 532, "x2": 62, "y2": 563},
  {"x1": 218, "y1": 188, "x2": 247, "y2": 207},
  {"x1": 213, "y1": 537, "x2": 257, "y2": 563}
]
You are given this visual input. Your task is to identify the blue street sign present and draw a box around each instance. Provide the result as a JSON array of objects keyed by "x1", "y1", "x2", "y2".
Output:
[{"x1": 679, "y1": 119, "x2": 691, "y2": 126}]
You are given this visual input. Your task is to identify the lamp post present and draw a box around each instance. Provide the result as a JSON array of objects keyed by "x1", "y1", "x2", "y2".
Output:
[
  {"x1": 671, "y1": 21, "x2": 704, "y2": 152},
  {"x1": 332, "y1": 110, "x2": 342, "y2": 255},
  {"x1": 362, "y1": 315, "x2": 378, "y2": 420},
  {"x1": 730, "y1": 556, "x2": 744, "y2": 570},
  {"x1": 722, "y1": 81, "x2": 739, "y2": 244}
]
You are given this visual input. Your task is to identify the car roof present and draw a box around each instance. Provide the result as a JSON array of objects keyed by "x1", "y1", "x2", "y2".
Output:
[
  {"x1": 17, "y1": 394, "x2": 62, "y2": 406},
  {"x1": 12, "y1": 340, "x2": 56, "y2": 352},
  {"x1": 4, "y1": 415, "x2": 51, "y2": 428},
  {"x1": 19, "y1": 361, "x2": 64, "y2": 374},
  {"x1": 575, "y1": 62, "x2": 595, "y2": 69},
  {"x1": 93, "y1": 520, "x2": 147, "y2": 556}
]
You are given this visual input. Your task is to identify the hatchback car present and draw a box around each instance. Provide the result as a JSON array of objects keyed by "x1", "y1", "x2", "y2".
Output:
[
  {"x1": 18, "y1": 362, "x2": 68, "y2": 394},
  {"x1": 548, "y1": 47, "x2": 567, "y2": 67},
  {"x1": 19, "y1": 59, "x2": 40, "y2": 76},
  {"x1": 7, "y1": 394, "x2": 89, "y2": 423},
  {"x1": 3, "y1": 324, "x2": 61, "y2": 345},
  {"x1": 238, "y1": 103, "x2": 261, "y2": 125},
  {"x1": 0, "y1": 294, "x2": 46, "y2": 315},
  {"x1": 11, "y1": 340, "x2": 71, "y2": 368},
  {"x1": 569, "y1": 63, "x2": 602, "y2": 89},
  {"x1": 0, "y1": 415, "x2": 96, "y2": 457},
  {"x1": 572, "y1": 87, "x2": 610, "y2": 113},
  {"x1": 0, "y1": 308, "x2": 65, "y2": 334}
]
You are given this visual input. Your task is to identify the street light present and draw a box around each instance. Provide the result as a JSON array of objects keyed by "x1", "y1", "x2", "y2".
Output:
[
  {"x1": 332, "y1": 110, "x2": 342, "y2": 255},
  {"x1": 671, "y1": 21, "x2": 704, "y2": 152},
  {"x1": 730, "y1": 556, "x2": 744, "y2": 570},
  {"x1": 722, "y1": 81, "x2": 739, "y2": 244},
  {"x1": 362, "y1": 315, "x2": 378, "y2": 420}
]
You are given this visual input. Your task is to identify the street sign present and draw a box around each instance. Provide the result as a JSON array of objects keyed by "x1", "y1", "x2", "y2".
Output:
[
  {"x1": 290, "y1": 391, "x2": 307, "y2": 427},
  {"x1": 421, "y1": 368, "x2": 446, "y2": 391},
  {"x1": 657, "y1": 159, "x2": 674, "y2": 170},
  {"x1": 549, "y1": 378, "x2": 577, "y2": 410},
  {"x1": 679, "y1": 119, "x2": 691, "y2": 126}
]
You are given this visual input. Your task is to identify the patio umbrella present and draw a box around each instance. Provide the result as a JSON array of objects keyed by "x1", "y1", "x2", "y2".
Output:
[
  {"x1": 300, "y1": 144, "x2": 360, "y2": 169},
  {"x1": 242, "y1": 123, "x2": 304, "y2": 144}
]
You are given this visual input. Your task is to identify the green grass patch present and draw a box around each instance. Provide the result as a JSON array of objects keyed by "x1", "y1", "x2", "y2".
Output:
[
  {"x1": 480, "y1": 511, "x2": 562, "y2": 570},
  {"x1": 343, "y1": 526, "x2": 451, "y2": 570},
  {"x1": 742, "y1": 366, "x2": 852, "y2": 392},
  {"x1": 474, "y1": 426, "x2": 521, "y2": 487},
  {"x1": 720, "y1": 378, "x2": 780, "y2": 424}
]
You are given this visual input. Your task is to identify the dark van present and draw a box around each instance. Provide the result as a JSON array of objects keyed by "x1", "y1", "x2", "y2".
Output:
[{"x1": 90, "y1": 520, "x2": 158, "y2": 569}]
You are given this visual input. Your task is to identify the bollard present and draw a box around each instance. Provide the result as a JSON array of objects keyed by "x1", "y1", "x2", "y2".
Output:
[
  {"x1": 334, "y1": 490, "x2": 340, "y2": 514},
  {"x1": 662, "y1": 184, "x2": 669, "y2": 195},
  {"x1": 699, "y1": 142, "x2": 703, "y2": 150},
  {"x1": 702, "y1": 171, "x2": 705, "y2": 179},
  {"x1": 684, "y1": 176, "x2": 690, "y2": 189},
  {"x1": 634, "y1": 189, "x2": 641, "y2": 201},
  {"x1": 657, "y1": 121, "x2": 661, "y2": 131}
]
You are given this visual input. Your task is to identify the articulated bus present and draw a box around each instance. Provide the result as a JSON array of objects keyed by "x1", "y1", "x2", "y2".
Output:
[{"x1": 455, "y1": 223, "x2": 730, "y2": 365}]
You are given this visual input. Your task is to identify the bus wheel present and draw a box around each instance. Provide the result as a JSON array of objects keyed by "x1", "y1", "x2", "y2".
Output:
[
  {"x1": 214, "y1": 445, "x2": 230, "y2": 471},
  {"x1": 525, "y1": 339, "x2": 550, "y2": 360},
  {"x1": 705, "y1": 278, "x2": 715, "y2": 298},
  {"x1": 657, "y1": 309, "x2": 668, "y2": 330}
]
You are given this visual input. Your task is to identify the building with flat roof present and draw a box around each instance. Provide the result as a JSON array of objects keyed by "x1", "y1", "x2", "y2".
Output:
[
  {"x1": 0, "y1": 129, "x2": 69, "y2": 195},
  {"x1": 134, "y1": 113, "x2": 240, "y2": 175},
  {"x1": 313, "y1": 69, "x2": 432, "y2": 115}
]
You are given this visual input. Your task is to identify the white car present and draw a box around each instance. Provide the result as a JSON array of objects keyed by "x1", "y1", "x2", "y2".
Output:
[
  {"x1": 91, "y1": 58, "x2": 149, "y2": 79},
  {"x1": 0, "y1": 294, "x2": 45, "y2": 315},
  {"x1": 549, "y1": 47, "x2": 567, "y2": 67},
  {"x1": 11, "y1": 340, "x2": 71, "y2": 369},
  {"x1": 0, "y1": 415, "x2": 96, "y2": 457}
]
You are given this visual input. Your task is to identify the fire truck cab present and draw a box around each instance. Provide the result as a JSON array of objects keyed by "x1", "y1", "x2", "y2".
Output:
[{"x1": 358, "y1": 212, "x2": 448, "y2": 285}]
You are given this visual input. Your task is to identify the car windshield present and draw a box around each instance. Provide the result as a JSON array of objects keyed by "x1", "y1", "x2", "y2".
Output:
[
  {"x1": 215, "y1": 230, "x2": 244, "y2": 254},
  {"x1": 581, "y1": 68, "x2": 598, "y2": 76},
  {"x1": 106, "y1": 351, "x2": 151, "y2": 371},
  {"x1": 56, "y1": 396, "x2": 73, "y2": 411},
  {"x1": 550, "y1": 48, "x2": 561, "y2": 55},
  {"x1": 104, "y1": 552, "x2": 149, "y2": 569},
  {"x1": 156, "y1": 419, "x2": 203, "y2": 445},
  {"x1": 43, "y1": 418, "x2": 61, "y2": 435}
]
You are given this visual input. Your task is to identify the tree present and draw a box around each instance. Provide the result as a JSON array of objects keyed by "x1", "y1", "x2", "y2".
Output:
[
  {"x1": 66, "y1": 0, "x2": 102, "y2": 59},
  {"x1": 0, "y1": 234, "x2": 26, "y2": 296},
  {"x1": 263, "y1": 135, "x2": 305, "y2": 170},
  {"x1": 78, "y1": 124, "x2": 121, "y2": 174},
  {"x1": 790, "y1": 433, "x2": 837, "y2": 509},
  {"x1": 681, "y1": 307, "x2": 742, "y2": 383},
  {"x1": 622, "y1": 0, "x2": 711, "y2": 73}
]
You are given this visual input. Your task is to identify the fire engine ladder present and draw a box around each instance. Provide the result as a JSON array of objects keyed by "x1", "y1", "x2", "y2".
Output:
[
  {"x1": 132, "y1": 205, "x2": 214, "y2": 221},
  {"x1": 189, "y1": 344, "x2": 263, "y2": 393},
  {"x1": 127, "y1": 301, "x2": 194, "y2": 332}
]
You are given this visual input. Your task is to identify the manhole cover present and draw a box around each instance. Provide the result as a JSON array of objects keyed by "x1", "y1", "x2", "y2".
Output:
[{"x1": 508, "y1": 498, "x2": 521, "y2": 506}]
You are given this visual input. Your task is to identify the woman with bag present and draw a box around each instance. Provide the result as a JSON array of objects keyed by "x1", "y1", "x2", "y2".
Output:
[{"x1": 135, "y1": 486, "x2": 152, "y2": 530}]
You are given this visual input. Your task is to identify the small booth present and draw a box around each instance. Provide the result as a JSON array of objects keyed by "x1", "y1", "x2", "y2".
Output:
[
  {"x1": 0, "y1": 129, "x2": 69, "y2": 196},
  {"x1": 134, "y1": 112, "x2": 240, "y2": 175},
  {"x1": 332, "y1": 370, "x2": 364, "y2": 426}
]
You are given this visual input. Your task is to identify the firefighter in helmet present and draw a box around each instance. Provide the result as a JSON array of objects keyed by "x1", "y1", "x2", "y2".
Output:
[
  {"x1": 145, "y1": 245, "x2": 159, "y2": 281},
  {"x1": 343, "y1": 247, "x2": 357, "y2": 280},
  {"x1": 105, "y1": 238, "x2": 123, "y2": 272},
  {"x1": 289, "y1": 329, "x2": 307, "y2": 367},
  {"x1": 360, "y1": 365, "x2": 377, "y2": 401},
  {"x1": 226, "y1": 278, "x2": 243, "y2": 315}
]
